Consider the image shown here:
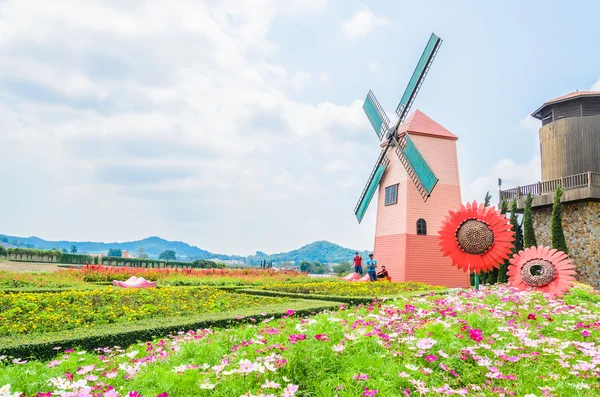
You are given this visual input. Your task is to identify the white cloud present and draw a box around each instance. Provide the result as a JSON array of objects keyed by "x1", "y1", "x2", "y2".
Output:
[
  {"x1": 591, "y1": 78, "x2": 600, "y2": 91},
  {"x1": 291, "y1": 71, "x2": 312, "y2": 90},
  {"x1": 325, "y1": 159, "x2": 349, "y2": 173},
  {"x1": 341, "y1": 8, "x2": 388, "y2": 39},
  {"x1": 318, "y1": 72, "x2": 330, "y2": 83},
  {"x1": 519, "y1": 115, "x2": 539, "y2": 133},
  {"x1": 462, "y1": 156, "x2": 541, "y2": 205}
]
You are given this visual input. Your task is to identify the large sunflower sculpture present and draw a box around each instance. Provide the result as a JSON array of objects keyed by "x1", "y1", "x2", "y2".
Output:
[
  {"x1": 507, "y1": 246, "x2": 577, "y2": 296},
  {"x1": 438, "y1": 201, "x2": 514, "y2": 274}
]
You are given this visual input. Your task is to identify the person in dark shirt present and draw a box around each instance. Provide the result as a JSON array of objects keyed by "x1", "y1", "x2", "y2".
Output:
[
  {"x1": 353, "y1": 252, "x2": 363, "y2": 275},
  {"x1": 377, "y1": 265, "x2": 389, "y2": 280}
]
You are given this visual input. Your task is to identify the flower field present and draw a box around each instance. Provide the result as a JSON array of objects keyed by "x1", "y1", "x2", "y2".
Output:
[
  {"x1": 0, "y1": 287, "x2": 289, "y2": 336},
  {"x1": 1, "y1": 284, "x2": 599, "y2": 396},
  {"x1": 0, "y1": 271, "x2": 87, "y2": 290},
  {"x1": 260, "y1": 281, "x2": 444, "y2": 296}
]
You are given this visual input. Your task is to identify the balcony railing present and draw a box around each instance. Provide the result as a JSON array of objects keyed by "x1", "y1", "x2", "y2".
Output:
[{"x1": 499, "y1": 171, "x2": 600, "y2": 201}]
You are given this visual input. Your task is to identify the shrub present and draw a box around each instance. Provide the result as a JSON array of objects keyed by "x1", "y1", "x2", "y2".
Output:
[
  {"x1": 551, "y1": 185, "x2": 568, "y2": 254},
  {"x1": 523, "y1": 192, "x2": 537, "y2": 248}
]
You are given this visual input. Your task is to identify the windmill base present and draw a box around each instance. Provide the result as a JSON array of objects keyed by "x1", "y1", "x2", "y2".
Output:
[{"x1": 374, "y1": 233, "x2": 469, "y2": 288}]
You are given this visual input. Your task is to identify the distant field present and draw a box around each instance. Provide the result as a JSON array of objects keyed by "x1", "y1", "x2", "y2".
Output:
[{"x1": 0, "y1": 259, "x2": 60, "y2": 272}]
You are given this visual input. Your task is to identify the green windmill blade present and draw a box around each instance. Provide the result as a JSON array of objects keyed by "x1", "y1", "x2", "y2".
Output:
[
  {"x1": 363, "y1": 90, "x2": 391, "y2": 141},
  {"x1": 354, "y1": 148, "x2": 390, "y2": 223},
  {"x1": 396, "y1": 33, "x2": 442, "y2": 122}
]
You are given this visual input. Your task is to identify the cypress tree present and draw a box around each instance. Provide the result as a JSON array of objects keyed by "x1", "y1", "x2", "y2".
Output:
[
  {"x1": 510, "y1": 198, "x2": 524, "y2": 254},
  {"x1": 497, "y1": 199, "x2": 510, "y2": 283},
  {"x1": 523, "y1": 192, "x2": 537, "y2": 248},
  {"x1": 551, "y1": 186, "x2": 568, "y2": 254},
  {"x1": 480, "y1": 191, "x2": 493, "y2": 284}
]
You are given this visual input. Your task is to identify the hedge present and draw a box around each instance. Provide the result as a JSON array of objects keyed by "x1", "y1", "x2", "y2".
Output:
[
  {"x1": 99, "y1": 257, "x2": 224, "y2": 269},
  {"x1": 235, "y1": 288, "x2": 449, "y2": 305},
  {"x1": 0, "y1": 300, "x2": 341, "y2": 361}
]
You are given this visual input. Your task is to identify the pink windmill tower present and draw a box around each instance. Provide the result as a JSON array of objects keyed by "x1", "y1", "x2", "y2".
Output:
[{"x1": 354, "y1": 33, "x2": 469, "y2": 288}]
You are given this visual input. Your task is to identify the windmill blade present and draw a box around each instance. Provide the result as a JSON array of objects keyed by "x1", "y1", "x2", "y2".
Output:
[
  {"x1": 395, "y1": 33, "x2": 442, "y2": 122},
  {"x1": 354, "y1": 147, "x2": 390, "y2": 223},
  {"x1": 393, "y1": 133, "x2": 439, "y2": 201},
  {"x1": 363, "y1": 90, "x2": 391, "y2": 141}
]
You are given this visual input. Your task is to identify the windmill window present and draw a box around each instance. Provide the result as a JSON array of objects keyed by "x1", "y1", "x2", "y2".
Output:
[
  {"x1": 416, "y1": 219, "x2": 427, "y2": 235},
  {"x1": 384, "y1": 184, "x2": 398, "y2": 206}
]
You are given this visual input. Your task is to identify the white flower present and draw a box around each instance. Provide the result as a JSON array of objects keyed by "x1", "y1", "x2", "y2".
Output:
[
  {"x1": 264, "y1": 362, "x2": 277, "y2": 372},
  {"x1": 405, "y1": 364, "x2": 419, "y2": 371},
  {"x1": 332, "y1": 344, "x2": 345, "y2": 353},
  {"x1": 261, "y1": 379, "x2": 281, "y2": 389},
  {"x1": 126, "y1": 350, "x2": 139, "y2": 358},
  {"x1": 416, "y1": 338, "x2": 436, "y2": 350},
  {"x1": 199, "y1": 381, "x2": 216, "y2": 390},
  {"x1": 238, "y1": 359, "x2": 255, "y2": 374}
]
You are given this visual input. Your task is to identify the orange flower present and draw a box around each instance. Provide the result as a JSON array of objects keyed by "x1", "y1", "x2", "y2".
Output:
[
  {"x1": 508, "y1": 246, "x2": 576, "y2": 296},
  {"x1": 438, "y1": 201, "x2": 514, "y2": 274}
]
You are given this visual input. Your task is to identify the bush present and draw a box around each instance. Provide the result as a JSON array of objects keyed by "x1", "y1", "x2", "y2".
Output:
[
  {"x1": 523, "y1": 192, "x2": 537, "y2": 248},
  {"x1": 0, "y1": 300, "x2": 338, "y2": 361},
  {"x1": 0, "y1": 246, "x2": 7, "y2": 258}
]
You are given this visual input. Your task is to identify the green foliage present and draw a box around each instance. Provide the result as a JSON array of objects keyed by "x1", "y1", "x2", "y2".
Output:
[
  {"x1": 497, "y1": 199, "x2": 510, "y2": 283},
  {"x1": 6, "y1": 248, "x2": 61, "y2": 262},
  {"x1": 159, "y1": 249, "x2": 177, "y2": 261},
  {"x1": 247, "y1": 240, "x2": 369, "y2": 266},
  {"x1": 70, "y1": 245, "x2": 77, "y2": 254},
  {"x1": 510, "y1": 198, "x2": 524, "y2": 253},
  {"x1": 0, "y1": 246, "x2": 7, "y2": 258},
  {"x1": 107, "y1": 248, "x2": 122, "y2": 257},
  {"x1": 523, "y1": 192, "x2": 537, "y2": 248},
  {"x1": 100, "y1": 257, "x2": 190, "y2": 268},
  {"x1": 551, "y1": 186, "x2": 568, "y2": 254},
  {"x1": 192, "y1": 259, "x2": 225, "y2": 269},
  {"x1": 484, "y1": 191, "x2": 492, "y2": 206},
  {"x1": 299, "y1": 261, "x2": 328, "y2": 274},
  {"x1": 332, "y1": 261, "x2": 353, "y2": 276},
  {"x1": 0, "y1": 300, "x2": 337, "y2": 361},
  {"x1": 59, "y1": 253, "x2": 96, "y2": 264}
]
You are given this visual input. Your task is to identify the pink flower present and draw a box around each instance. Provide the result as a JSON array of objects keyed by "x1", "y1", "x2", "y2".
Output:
[
  {"x1": 416, "y1": 338, "x2": 436, "y2": 350},
  {"x1": 128, "y1": 392, "x2": 141, "y2": 397},
  {"x1": 362, "y1": 387, "x2": 379, "y2": 397},
  {"x1": 353, "y1": 373, "x2": 369, "y2": 381},
  {"x1": 76, "y1": 364, "x2": 95, "y2": 375},
  {"x1": 581, "y1": 330, "x2": 591, "y2": 337},
  {"x1": 85, "y1": 375, "x2": 98, "y2": 381},
  {"x1": 104, "y1": 370, "x2": 118, "y2": 379},
  {"x1": 156, "y1": 393, "x2": 168, "y2": 397},
  {"x1": 286, "y1": 310, "x2": 295, "y2": 316},
  {"x1": 425, "y1": 355, "x2": 438, "y2": 362},
  {"x1": 469, "y1": 328, "x2": 483, "y2": 343},
  {"x1": 527, "y1": 313, "x2": 537, "y2": 320},
  {"x1": 104, "y1": 391, "x2": 120, "y2": 397},
  {"x1": 38, "y1": 393, "x2": 52, "y2": 397},
  {"x1": 314, "y1": 334, "x2": 330, "y2": 341},
  {"x1": 48, "y1": 360, "x2": 62, "y2": 368}
]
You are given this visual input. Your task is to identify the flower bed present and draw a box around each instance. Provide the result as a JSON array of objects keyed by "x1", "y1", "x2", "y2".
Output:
[
  {"x1": 3, "y1": 285, "x2": 598, "y2": 396},
  {"x1": 260, "y1": 280, "x2": 444, "y2": 296},
  {"x1": 0, "y1": 287, "x2": 289, "y2": 336},
  {"x1": 0, "y1": 271, "x2": 87, "y2": 290}
]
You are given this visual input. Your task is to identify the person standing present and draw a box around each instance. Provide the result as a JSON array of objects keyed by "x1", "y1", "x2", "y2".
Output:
[
  {"x1": 353, "y1": 252, "x2": 363, "y2": 275},
  {"x1": 366, "y1": 253, "x2": 377, "y2": 281}
]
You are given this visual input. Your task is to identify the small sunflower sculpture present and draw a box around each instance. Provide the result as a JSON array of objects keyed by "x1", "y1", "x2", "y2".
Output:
[
  {"x1": 438, "y1": 200, "x2": 514, "y2": 274},
  {"x1": 508, "y1": 246, "x2": 577, "y2": 296}
]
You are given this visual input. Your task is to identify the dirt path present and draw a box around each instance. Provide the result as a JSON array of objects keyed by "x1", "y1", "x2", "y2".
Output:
[{"x1": 0, "y1": 260, "x2": 61, "y2": 272}]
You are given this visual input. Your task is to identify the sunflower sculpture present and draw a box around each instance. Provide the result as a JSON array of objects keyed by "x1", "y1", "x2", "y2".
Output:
[
  {"x1": 438, "y1": 201, "x2": 514, "y2": 274},
  {"x1": 508, "y1": 246, "x2": 577, "y2": 296}
]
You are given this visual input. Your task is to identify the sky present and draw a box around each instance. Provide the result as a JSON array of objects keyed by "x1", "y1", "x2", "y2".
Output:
[{"x1": 1, "y1": 0, "x2": 599, "y2": 255}]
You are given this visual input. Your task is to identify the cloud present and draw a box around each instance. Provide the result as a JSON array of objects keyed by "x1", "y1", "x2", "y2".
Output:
[
  {"x1": 318, "y1": 72, "x2": 330, "y2": 83},
  {"x1": 0, "y1": 0, "x2": 376, "y2": 254},
  {"x1": 341, "y1": 8, "x2": 388, "y2": 39},
  {"x1": 462, "y1": 156, "x2": 541, "y2": 205},
  {"x1": 591, "y1": 78, "x2": 600, "y2": 91},
  {"x1": 291, "y1": 71, "x2": 312, "y2": 90},
  {"x1": 519, "y1": 114, "x2": 539, "y2": 133}
]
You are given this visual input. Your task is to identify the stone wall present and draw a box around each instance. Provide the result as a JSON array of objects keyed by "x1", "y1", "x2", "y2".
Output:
[{"x1": 532, "y1": 201, "x2": 600, "y2": 288}]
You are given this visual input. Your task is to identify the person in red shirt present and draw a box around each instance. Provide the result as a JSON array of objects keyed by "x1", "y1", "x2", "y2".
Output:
[
  {"x1": 377, "y1": 265, "x2": 389, "y2": 280},
  {"x1": 353, "y1": 252, "x2": 363, "y2": 275}
]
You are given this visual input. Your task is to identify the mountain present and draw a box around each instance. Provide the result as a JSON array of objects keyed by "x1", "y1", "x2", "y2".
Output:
[
  {"x1": 0, "y1": 235, "x2": 241, "y2": 261},
  {"x1": 246, "y1": 240, "x2": 370, "y2": 265},
  {"x1": 0, "y1": 234, "x2": 369, "y2": 264}
]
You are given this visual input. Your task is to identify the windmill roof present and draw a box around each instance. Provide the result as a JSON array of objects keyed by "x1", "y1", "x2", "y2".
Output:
[
  {"x1": 531, "y1": 91, "x2": 600, "y2": 119},
  {"x1": 397, "y1": 109, "x2": 458, "y2": 140}
]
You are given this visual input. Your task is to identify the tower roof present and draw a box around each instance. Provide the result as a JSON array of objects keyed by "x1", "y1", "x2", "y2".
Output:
[
  {"x1": 397, "y1": 109, "x2": 458, "y2": 140},
  {"x1": 532, "y1": 91, "x2": 600, "y2": 119}
]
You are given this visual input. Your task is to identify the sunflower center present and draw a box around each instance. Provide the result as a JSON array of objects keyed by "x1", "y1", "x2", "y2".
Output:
[
  {"x1": 520, "y1": 259, "x2": 556, "y2": 287},
  {"x1": 455, "y1": 219, "x2": 494, "y2": 255}
]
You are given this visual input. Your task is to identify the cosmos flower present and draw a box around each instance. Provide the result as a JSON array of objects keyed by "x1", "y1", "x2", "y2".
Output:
[
  {"x1": 439, "y1": 201, "x2": 514, "y2": 273},
  {"x1": 508, "y1": 246, "x2": 577, "y2": 296}
]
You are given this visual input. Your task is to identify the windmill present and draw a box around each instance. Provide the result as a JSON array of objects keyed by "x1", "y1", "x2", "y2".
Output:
[
  {"x1": 353, "y1": 33, "x2": 469, "y2": 288},
  {"x1": 355, "y1": 33, "x2": 442, "y2": 223}
]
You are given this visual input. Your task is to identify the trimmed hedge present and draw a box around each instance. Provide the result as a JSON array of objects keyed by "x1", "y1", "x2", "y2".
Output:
[
  {"x1": 0, "y1": 300, "x2": 340, "y2": 361},
  {"x1": 236, "y1": 288, "x2": 448, "y2": 305}
]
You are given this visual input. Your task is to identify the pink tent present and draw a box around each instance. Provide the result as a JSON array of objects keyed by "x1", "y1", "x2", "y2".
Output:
[
  {"x1": 112, "y1": 276, "x2": 157, "y2": 288},
  {"x1": 342, "y1": 272, "x2": 361, "y2": 281},
  {"x1": 354, "y1": 274, "x2": 371, "y2": 282}
]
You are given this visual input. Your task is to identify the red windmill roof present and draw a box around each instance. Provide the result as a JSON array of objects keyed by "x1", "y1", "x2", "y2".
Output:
[{"x1": 397, "y1": 109, "x2": 458, "y2": 140}]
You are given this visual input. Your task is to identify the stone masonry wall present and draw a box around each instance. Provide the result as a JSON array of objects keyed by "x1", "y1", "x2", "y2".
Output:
[{"x1": 532, "y1": 202, "x2": 600, "y2": 288}]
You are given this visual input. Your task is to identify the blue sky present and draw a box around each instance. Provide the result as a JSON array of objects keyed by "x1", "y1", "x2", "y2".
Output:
[{"x1": 0, "y1": 0, "x2": 598, "y2": 255}]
